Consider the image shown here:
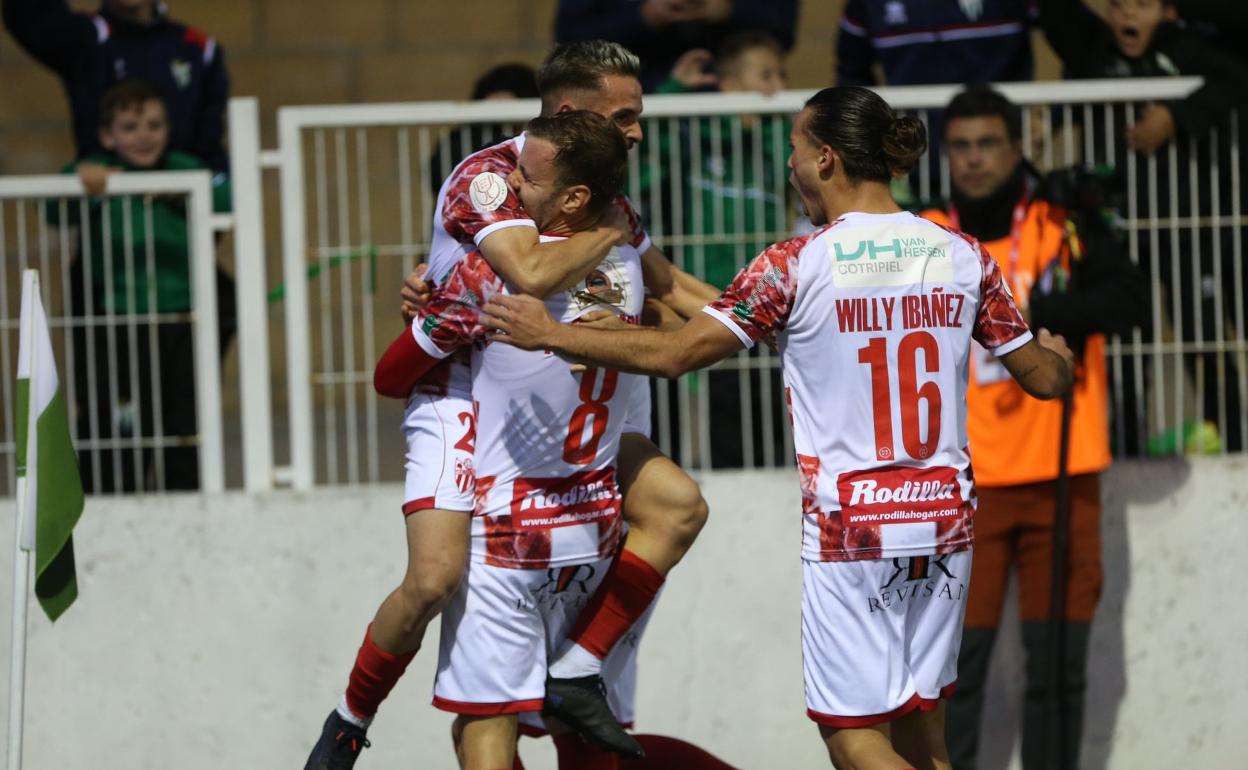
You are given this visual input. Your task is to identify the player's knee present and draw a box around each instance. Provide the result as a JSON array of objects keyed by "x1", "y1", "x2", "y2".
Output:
[
  {"x1": 400, "y1": 563, "x2": 463, "y2": 613},
  {"x1": 658, "y1": 473, "x2": 709, "y2": 546}
]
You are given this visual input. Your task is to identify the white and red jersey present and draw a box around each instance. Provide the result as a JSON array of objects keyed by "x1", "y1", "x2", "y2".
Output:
[
  {"x1": 704, "y1": 211, "x2": 1032, "y2": 563},
  {"x1": 410, "y1": 237, "x2": 648, "y2": 569}
]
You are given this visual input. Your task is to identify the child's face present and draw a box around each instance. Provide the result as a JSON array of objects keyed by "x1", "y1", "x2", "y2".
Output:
[
  {"x1": 1106, "y1": 0, "x2": 1177, "y2": 59},
  {"x1": 100, "y1": 100, "x2": 169, "y2": 168},
  {"x1": 721, "y1": 47, "x2": 787, "y2": 97}
]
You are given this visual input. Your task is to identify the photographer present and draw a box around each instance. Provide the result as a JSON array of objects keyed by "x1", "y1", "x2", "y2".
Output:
[{"x1": 920, "y1": 87, "x2": 1146, "y2": 770}]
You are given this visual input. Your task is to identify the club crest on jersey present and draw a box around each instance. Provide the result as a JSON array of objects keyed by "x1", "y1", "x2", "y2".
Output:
[
  {"x1": 454, "y1": 457, "x2": 475, "y2": 495},
  {"x1": 837, "y1": 465, "x2": 968, "y2": 527},
  {"x1": 469, "y1": 172, "x2": 509, "y2": 212},
  {"x1": 830, "y1": 225, "x2": 953, "y2": 288},
  {"x1": 170, "y1": 59, "x2": 192, "y2": 89},
  {"x1": 571, "y1": 253, "x2": 630, "y2": 312}
]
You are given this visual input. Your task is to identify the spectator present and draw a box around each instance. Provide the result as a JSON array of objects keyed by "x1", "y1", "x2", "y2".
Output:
[
  {"x1": 427, "y1": 63, "x2": 539, "y2": 194},
  {"x1": 2, "y1": 0, "x2": 230, "y2": 172},
  {"x1": 837, "y1": 0, "x2": 1036, "y2": 86},
  {"x1": 920, "y1": 87, "x2": 1146, "y2": 770},
  {"x1": 555, "y1": 0, "x2": 797, "y2": 92},
  {"x1": 49, "y1": 80, "x2": 232, "y2": 493},
  {"x1": 647, "y1": 32, "x2": 794, "y2": 469},
  {"x1": 1039, "y1": 0, "x2": 1248, "y2": 452}
]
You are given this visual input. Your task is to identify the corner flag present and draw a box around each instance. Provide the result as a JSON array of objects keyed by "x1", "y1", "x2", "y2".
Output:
[{"x1": 15, "y1": 270, "x2": 83, "y2": 621}]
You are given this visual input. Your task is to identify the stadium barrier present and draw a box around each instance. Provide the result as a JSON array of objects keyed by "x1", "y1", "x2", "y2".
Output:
[
  {"x1": 233, "y1": 77, "x2": 1248, "y2": 489},
  {"x1": 0, "y1": 172, "x2": 229, "y2": 496}
]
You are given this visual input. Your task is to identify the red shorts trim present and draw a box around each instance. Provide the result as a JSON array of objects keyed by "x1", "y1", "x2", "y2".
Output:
[
  {"x1": 432, "y1": 695, "x2": 545, "y2": 716},
  {"x1": 807, "y1": 682, "x2": 957, "y2": 729},
  {"x1": 402, "y1": 497, "x2": 436, "y2": 516}
]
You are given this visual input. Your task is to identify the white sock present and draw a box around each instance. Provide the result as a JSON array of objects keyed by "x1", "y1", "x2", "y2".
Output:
[
  {"x1": 336, "y1": 694, "x2": 373, "y2": 729},
  {"x1": 548, "y1": 641, "x2": 604, "y2": 679}
]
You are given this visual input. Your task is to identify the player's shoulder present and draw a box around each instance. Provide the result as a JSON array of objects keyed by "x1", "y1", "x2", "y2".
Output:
[
  {"x1": 452, "y1": 134, "x2": 522, "y2": 179},
  {"x1": 759, "y1": 226, "x2": 829, "y2": 264}
]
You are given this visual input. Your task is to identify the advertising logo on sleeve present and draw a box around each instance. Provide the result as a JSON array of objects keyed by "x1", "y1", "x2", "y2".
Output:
[
  {"x1": 836, "y1": 465, "x2": 968, "y2": 526},
  {"x1": 511, "y1": 468, "x2": 620, "y2": 530},
  {"x1": 469, "y1": 172, "x2": 510, "y2": 213},
  {"x1": 830, "y1": 223, "x2": 954, "y2": 288}
]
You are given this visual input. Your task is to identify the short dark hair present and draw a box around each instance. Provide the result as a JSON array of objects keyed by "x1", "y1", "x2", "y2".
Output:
[
  {"x1": 536, "y1": 41, "x2": 641, "y2": 100},
  {"x1": 470, "y1": 63, "x2": 539, "y2": 101},
  {"x1": 99, "y1": 79, "x2": 165, "y2": 127},
  {"x1": 717, "y1": 32, "x2": 783, "y2": 76},
  {"x1": 524, "y1": 110, "x2": 628, "y2": 216},
  {"x1": 943, "y1": 86, "x2": 1022, "y2": 141},
  {"x1": 803, "y1": 86, "x2": 927, "y2": 183}
]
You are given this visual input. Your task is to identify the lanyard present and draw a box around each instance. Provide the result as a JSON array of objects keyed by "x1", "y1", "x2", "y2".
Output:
[{"x1": 948, "y1": 183, "x2": 1032, "y2": 293}]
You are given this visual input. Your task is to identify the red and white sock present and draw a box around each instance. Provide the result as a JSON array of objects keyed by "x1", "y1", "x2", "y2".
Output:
[
  {"x1": 339, "y1": 624, "x2": 416, "y2": 725},
  {"x1": 549, "y1": 549, "x2": 664, "y2": 679}
]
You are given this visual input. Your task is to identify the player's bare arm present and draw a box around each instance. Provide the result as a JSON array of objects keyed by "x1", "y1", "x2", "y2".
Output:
[
  {"x1": 483, "y1": 293, "x2": 741, "y2": 379},
  {"x1": 476, "y1": 212, "x2": 626, "y2": 298},
  {"x1": 639, "y1": 244, "x2": 720, "y2": 318},
  {"x1": 999, "y1": 328, "x2": 1076, "y2": 399}
]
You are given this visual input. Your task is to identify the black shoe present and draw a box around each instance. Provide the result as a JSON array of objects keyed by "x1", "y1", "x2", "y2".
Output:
[
  {"x1": 543, "y1": 675, "x2": 644, "y2": 759},
  {"x1": 304, "y1": 710, "x2": 371, "y2": 770}
]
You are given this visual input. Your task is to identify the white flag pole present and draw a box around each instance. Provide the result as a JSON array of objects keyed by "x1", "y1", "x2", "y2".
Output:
[{"x1": 7, "y1": 270, "x2": 41, "y2": 770}]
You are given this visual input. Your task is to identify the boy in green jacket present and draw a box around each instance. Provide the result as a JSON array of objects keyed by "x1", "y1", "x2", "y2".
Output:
[{"x1": 55, "y1": 79, "x2": 232, "y2": 492}]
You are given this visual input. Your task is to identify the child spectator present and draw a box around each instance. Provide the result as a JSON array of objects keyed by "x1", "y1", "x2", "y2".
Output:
[
  {"x1": 649, "y1": 32, "x2": 793, "y2": 468},
  {"x1": 52, "y1": 80, "x2": 232, "y2": 492}
]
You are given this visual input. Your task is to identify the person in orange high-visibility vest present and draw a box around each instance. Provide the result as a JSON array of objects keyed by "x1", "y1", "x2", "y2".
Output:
[{"x1": 921, "y1": 87, "x2": 1146, "y2": 770}]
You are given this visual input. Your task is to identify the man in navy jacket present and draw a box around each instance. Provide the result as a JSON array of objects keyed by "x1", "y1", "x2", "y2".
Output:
[{"x1": 3, "y1": 0, "x2": 229, "y2": 172}]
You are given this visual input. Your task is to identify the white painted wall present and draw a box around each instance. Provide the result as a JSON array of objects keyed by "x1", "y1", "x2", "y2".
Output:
[{"x1": 0, "y1": 458, "x2": 1244, "y2": 769}]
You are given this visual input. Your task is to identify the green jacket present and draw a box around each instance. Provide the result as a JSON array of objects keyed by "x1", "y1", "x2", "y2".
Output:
[
  {"x1": 51, "y1": 150, "x2": 231, "y2": 314},
  {"x1": 644, "y1": 83, "x2": 793, "y2": 289}
]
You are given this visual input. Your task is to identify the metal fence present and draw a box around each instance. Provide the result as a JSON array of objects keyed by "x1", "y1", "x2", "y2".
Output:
[
  {"x1": 0, "y1": 172, "x2": 226, "y2": 496},
  {"x1": 241, "y1": 77, "x2": 1248, "y2": 487}
]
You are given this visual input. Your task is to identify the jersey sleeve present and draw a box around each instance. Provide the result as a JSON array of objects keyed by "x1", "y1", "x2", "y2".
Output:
[
  {"x1": 411, "y1": 252, "x2": 506, "y2": 358},
  {"x1": 701, "y1": 237, "x2": 801, "y2": 348},
  {"x1": 441, "y1": 150, "x2": 536, "y2": 246},
  {"x1": 972, "y1": 242, "x2": 1033, "y2": 356},
  {"x1": 613, "y1": 195, "x2": 651, "y2": 254}
]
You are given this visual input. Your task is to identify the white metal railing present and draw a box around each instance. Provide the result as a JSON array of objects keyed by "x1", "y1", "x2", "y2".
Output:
[
  {"x1": 228, "y1": 78, "x2": 1244, "y2": 486},
  {"x1": 0, "y1": 172, "x2": 225, "y2": 495}
]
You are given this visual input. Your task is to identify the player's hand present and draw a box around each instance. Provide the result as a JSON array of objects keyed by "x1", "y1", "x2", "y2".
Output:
[
  {"x1": 76, "y1": 162, "x2": 115, "y2": 197},
  {"x1": 400, "y1": 264, "x2": 431, "y2": 322},
  {"x1": 1037, "y1": 327, "x2": 1076, "y2": 390},
  {"x1": 482, "y1": 294, "x2": 559, "y2": 351},
  {"x1": 575, "y1": 310, "x2": 631, "y2": 332},
  {"x1": 1126, "y1": 104, "x2": 1175, "y2": 155},
  {"x1": 669, "y1": 49, "x2": 719, "y2": 90}
]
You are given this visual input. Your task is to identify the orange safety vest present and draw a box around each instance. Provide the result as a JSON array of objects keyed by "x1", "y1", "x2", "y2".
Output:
[{"x1": 922, "y1": 200, "x2": 1111, "y2": 487}]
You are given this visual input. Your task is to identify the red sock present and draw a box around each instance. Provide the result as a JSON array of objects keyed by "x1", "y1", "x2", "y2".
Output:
[
  {"x1": 569, "y1": 549, "x2": 665, "y2": 659},
  {"x1": 343, "y1": 624, "x2": 417, "y2": 719},
  {"x1": 622, "y1": 735, "x2": 740, "y2": 770},
  {"x1": 553, "y1": 732, "x2": 620, "y2": 770}
]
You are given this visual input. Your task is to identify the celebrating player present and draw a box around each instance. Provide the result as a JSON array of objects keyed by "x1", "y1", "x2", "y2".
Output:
[
  {"x1": 481, "y1": 87, "x2": 1076, "y2": 770},
  {"x1": 373, "y1": 110, "x2": 646, "y2": 770},
  {"x1": 303, "y1": 42, "x2": 719, "y2": 769}
]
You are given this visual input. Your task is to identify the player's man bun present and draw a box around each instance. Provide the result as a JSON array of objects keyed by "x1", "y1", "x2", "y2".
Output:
[
  {"x1": 536, "y1": 41, "x2": 641, "y2": 98},
  {"x1": 525, "y1": 110, "x2": 628, "y2": 216},
  {"x1": 803, "y1": 86, "x2": 928, "y2": 182}
]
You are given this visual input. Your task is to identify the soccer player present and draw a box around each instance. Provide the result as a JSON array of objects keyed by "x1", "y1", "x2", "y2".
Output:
[
  {"x1": 374, "y1": 110, "x2": 647, "y2": 770},
  {"x1": 305, "y1": 42, "x2": 716, "y2": 768},
  {"x1": 481, "y1": 86, "x2": 1076, "y2": 770}
]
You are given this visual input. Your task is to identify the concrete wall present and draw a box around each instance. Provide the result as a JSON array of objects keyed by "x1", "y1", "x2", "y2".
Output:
[{"x1": 0, "y1": 457, "x2": 1244, "y2": 768}]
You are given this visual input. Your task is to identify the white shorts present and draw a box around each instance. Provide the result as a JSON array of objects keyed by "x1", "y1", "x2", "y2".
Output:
[
  {"x1": 433, "y1": 558, "x2": 613, "y2": 714},
  {"x1": 401, "y1": 381, "x2": 475, "y2": 515},
  {"x1": 802, "y1": 550, "x2": 971, "y2": 727}
]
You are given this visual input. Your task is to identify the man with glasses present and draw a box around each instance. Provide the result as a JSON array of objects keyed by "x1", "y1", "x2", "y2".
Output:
[{"x1": 920, "y1": 86, "x2": 1145, "y2": 770}]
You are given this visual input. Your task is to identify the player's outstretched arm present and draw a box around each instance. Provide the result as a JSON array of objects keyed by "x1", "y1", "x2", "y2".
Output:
[
  {"x1": 640, "y1": 245, "x2": 721, "y2": 319},
  {"x1": 479, "y1": 222, "x2": 624, "y2": 299},
  {"x1": 999, "y1": 328, "x2": 1076, "y2": 400},
  {"x1": 482, "y1": 294, "x2": 743, "y2": 379}
]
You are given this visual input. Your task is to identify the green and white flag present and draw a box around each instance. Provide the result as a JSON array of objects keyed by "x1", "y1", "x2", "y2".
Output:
[{"x1": 16, "y1": 270, "x2": 83, "y2": 621}]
